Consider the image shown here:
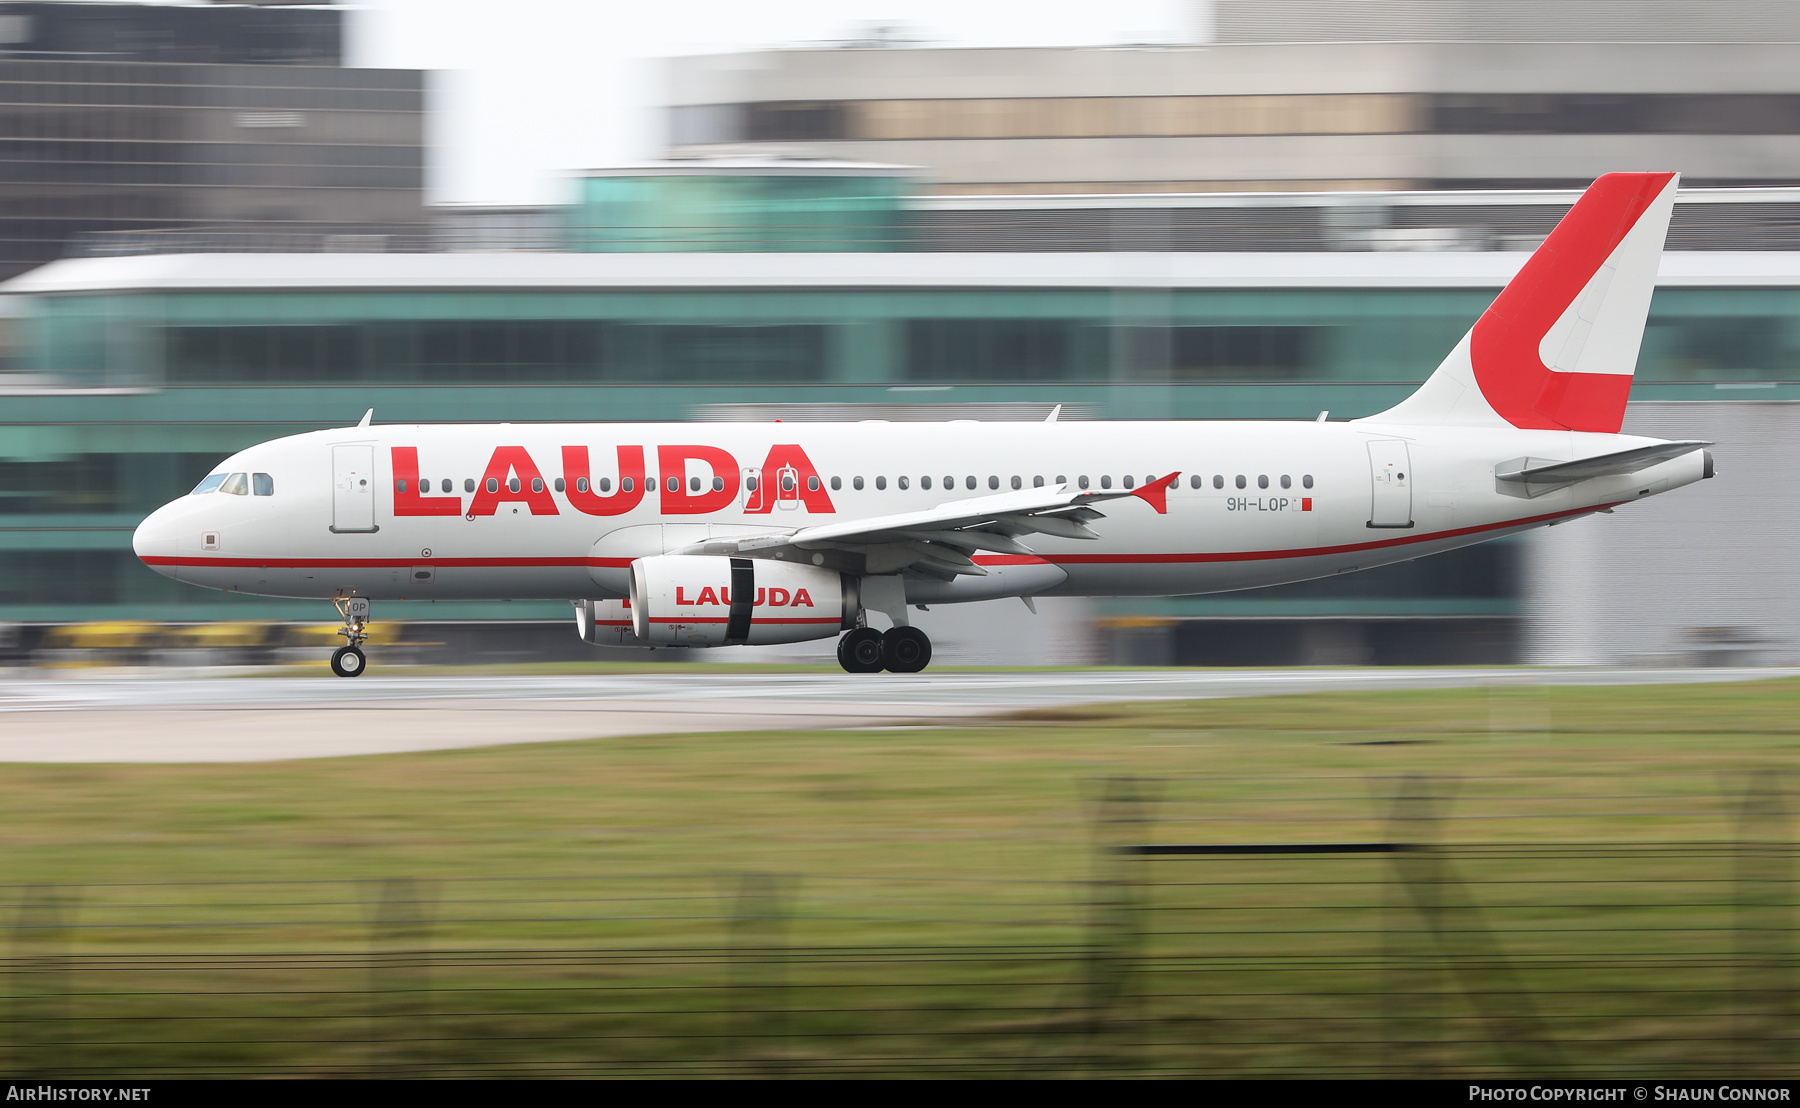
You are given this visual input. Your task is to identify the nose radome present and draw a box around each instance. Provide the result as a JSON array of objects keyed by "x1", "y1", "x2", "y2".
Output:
[{"x1": 133, "y1": 503, "x2": 178, "y2": 567}]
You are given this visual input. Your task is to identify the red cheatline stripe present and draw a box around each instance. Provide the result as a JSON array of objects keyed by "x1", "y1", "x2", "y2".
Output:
[
  {"x1": 647, "y1": 616, "x2": 839, "y2": 625},
  {"x1": 142, "y1": 504, "x2": 1614, "y2": 574}
]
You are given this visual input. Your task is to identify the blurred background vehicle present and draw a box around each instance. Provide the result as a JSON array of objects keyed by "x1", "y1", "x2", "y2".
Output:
[{"x1": 2, "y1": 0, "x2": 1798, "y2": 669}]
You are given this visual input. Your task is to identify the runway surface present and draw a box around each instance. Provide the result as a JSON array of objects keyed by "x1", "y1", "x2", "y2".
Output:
[{"x1": 0, "y1": 665, "x2": 1792, "y2": 763}]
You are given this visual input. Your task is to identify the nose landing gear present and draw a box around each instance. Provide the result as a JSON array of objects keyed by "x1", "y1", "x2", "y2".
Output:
[
  {"x1": 835, "y1": 624, "x2": 932, "y2": 674},
  {"x1": 330, "y1": 595, "x2": 370, "y2": 678}
]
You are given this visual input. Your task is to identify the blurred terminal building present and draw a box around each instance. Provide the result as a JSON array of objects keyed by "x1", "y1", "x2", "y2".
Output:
[{"x1": 1, "y1": 0, "x2": 1797, "y2": 667}]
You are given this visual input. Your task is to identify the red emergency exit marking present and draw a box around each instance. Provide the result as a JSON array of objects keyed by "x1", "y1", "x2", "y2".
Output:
[{"x1": 1301, "y1": 498, "x2": 1313, "y2": 511}]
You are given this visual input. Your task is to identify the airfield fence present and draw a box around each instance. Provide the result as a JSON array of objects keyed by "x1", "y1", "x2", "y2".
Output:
[{"x1": 0, "y1": 775, "x2": 1790, "y2": 1079}]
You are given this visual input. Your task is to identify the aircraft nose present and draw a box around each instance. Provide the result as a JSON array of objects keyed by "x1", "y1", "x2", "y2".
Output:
[{"x1": 133, "y1": 503, "x2": 179, "y2": 572}]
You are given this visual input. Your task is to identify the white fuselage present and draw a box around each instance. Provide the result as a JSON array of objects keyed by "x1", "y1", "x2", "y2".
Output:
[{"x1": 132, "y1": 419, "x2": 1706, "y2": 606}]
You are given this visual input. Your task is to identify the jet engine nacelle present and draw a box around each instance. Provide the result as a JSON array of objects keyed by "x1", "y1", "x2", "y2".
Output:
[
  {"x1": 574, "y1": 599, "x2": 638, "y2": 646},
  {"x1": 628, "y1": 554, "x2": 854, "y2": 646}
]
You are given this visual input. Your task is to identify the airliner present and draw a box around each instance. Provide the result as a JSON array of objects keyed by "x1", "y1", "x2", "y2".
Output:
[{"x1": 133, "y1": 172, "x2": 1712, "y2": 676}]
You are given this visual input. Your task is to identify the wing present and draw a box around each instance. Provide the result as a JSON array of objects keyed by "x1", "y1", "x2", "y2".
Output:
[{"x1": 678, "y1": 472, "x2": 1181, "y2": 579}]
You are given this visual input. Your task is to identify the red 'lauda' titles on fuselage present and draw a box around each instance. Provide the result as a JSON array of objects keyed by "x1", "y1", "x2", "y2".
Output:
[{"x1": 393, "y1": 443, "x2": 836, "y2": 518}]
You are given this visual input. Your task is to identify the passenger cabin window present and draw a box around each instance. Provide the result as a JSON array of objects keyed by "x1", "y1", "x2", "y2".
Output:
[
  {"x1": 1280, "y1": 475, "x2": 1291, "y2": 489},
  {"x1": 486, "y1": 478, "x2": 499, "y2": 493},
  {"x1": 1056, "y1": 475, "x2": 1066, "y2": 485},
  {"x1": 532, "y1": 478, "x2": 545, "y2": 493},
  {"x1": 576, "y1": 478, "x2": 590, "y2": 493},
  {"x1": 192, "y1": 473, "x2": 227, "y2": 494},
  {"x1": 830, "y1": 476, "x2": 842, "y2": 491},
  {"x1": 1190, "y1": 475, "x2": 1201, "y2": 489},
  {"x1": 1235, "y1": 475, "x2": 1246, "y2": 489},
  {"x1": 1258, "y1": 475, "x2": 1269, "y2": 489},
  {"x1": 1123, "y1": 475, "x2": 1134, "y2": 489},
  {"x1": 465, "y1": 478, "x2": 476, "y2": 493},
  {"x1": 807, "y1": 476, "x2": 820, "y2": 492},
  {"x1": 554, "y1": 477, "x2": 565, "y2": 492},
  {"x1": 781, "y1": 474, "x2": 795, "y2": 492},
  {"x1": 898, "y1": 476, "x2": 909, "y2": 490},
  {"x1": 712, "y1": 477, "x2": 725, "y2": 492},
  {"x1": 253, "y1": 473, "x2": 274, "y2": 496},
  {"x1": 220, "y1": 472, "x2": 250, "y2": 496},
  {"x1": 441, "y1": 479, "x2": 452, "y2": 494},
  {"x1": 1010, "y1": 476, "x2": 1021, "y2": 490},
  {"x1": 853, "y1": 476, "x2": 864, "y2": 490},
  {"x1": 874, "y1": 476, "x2": 886, "y2": 490},
  {"x1": 1214, "y1": 475, "x2": 1224, "y2": 489},
  {"x1": 1033, "y1": 476, "x2": 1044, "y2": 488},
  {"x1": 1303, "y1": 475, "x2": 1314, "y2": 488},
  {"x1": 1100, "y1": 475, "x2": 1112, "y2": 489},
  {"x1": 744, "y1": 476, "x2": 756, "y2": 492},
  {"x1": 921, "y1": 476, "x2": 932, "y2": 490},
  {"x1": 509, "y1": 477, "x2": 522, "y2": 493},
  {"x1": 689, "y1": 476, "x2": 701, "y2": 492},
  {"x1": 1078, "y1": 475, "x2": 1090, "y2": 489}
]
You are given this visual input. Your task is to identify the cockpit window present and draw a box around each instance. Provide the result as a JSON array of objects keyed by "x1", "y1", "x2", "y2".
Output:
[
  {"x1": 219, "y1": 472, "x2": 250, "y2": 496},
  {"x1": 192, "y1": 473, "x2": 227, "y2": 494},
  {"x1": 253, "y1": 473, "x2": 274, "y2": 496}
]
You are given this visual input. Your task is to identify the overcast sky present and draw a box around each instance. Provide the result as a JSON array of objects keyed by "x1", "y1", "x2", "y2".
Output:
[{"x1": 344, "y1": 1, "x2": 1195, "y2": 207}]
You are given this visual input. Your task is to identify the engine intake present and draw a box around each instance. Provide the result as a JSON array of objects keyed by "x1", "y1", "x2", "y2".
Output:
[{"x1": 628, "y1": 554, "x2": 854, "y2": 646}]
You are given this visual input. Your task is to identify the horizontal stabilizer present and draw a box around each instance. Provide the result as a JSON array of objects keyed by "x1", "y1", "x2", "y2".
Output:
[{"x1": 1496, "y1": 440, "x2": 1710, "y2": 497}]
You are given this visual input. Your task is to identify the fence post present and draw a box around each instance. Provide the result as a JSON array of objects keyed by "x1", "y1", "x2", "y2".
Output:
[
  {"x1": 1733, "y1": 771, "x2": 1792, "y2": 1075},
  {"x1": 1084, "y1": 776, "x2": 1150, "y2": 1071},
  {"x1": 1384, "y1": 777, "x2": 1442, "y2": 1075},
  {"x1": 1385, "y1": 776, "x2": 1559, "y2": 1074},
  {"x1": 9, "y1": 888, "x2": 73, "y2": 1078},
  {"x1": 365, "y1": 877, "x2": 434, "y2": 1077},
  {"x1": 728, "y1": 872, "x2": 792, "y2": 1074}
]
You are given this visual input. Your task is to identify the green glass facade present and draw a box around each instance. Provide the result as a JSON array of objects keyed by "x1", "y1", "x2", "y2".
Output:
[
  {"x1": 565, "y1": 173, "x2": 913, "y2": 252},
  {"x1": 3, "y1": 278, "x2": 1796, "y2": 625}
]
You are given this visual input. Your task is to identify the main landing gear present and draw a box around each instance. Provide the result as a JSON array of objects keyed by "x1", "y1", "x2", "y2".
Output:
[
  {"x1": 330, "y1": 595, "x2": 370, "y2": 678},
  {"x1": 836, "y1": 625, "x2": 932, "y2": 674}
]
